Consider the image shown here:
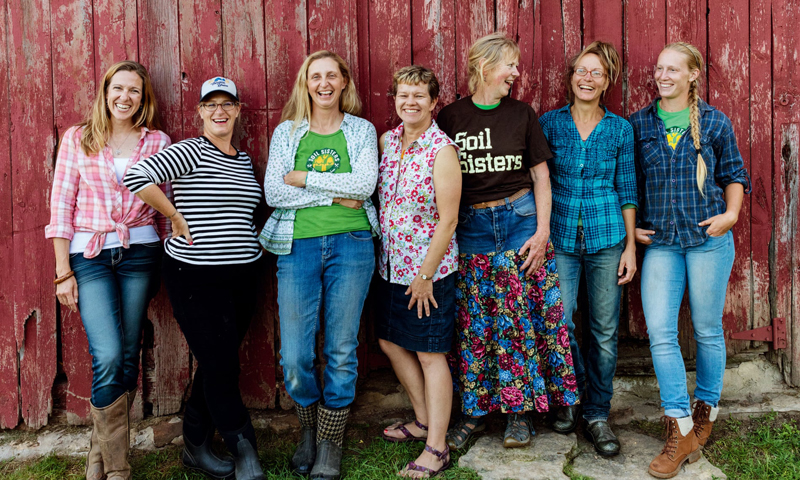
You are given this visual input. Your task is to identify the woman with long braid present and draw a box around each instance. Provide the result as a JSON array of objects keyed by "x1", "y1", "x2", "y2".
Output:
[{"x1": 629, "y1": 42, "x2": 750, "y2": 479}]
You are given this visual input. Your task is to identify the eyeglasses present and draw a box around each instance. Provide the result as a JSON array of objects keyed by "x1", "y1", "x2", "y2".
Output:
[
  {"x1": 200, "y1": 101, "x2": 239, "y2": 112},
  {"x1": 574, "y1": 68, "x2": 605, "y2": 79}
]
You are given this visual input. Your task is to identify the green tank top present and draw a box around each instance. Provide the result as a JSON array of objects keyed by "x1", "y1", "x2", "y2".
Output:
[{"x1": 292, "y1": 130, "x2": 370, "y2": 239}]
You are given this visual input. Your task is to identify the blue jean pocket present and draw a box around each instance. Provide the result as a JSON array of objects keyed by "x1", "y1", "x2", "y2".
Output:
[{"x1": 347, "y1": 229, "x2": 372, "y2": 241}]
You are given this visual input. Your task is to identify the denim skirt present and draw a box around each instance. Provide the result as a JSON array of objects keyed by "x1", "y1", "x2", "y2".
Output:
[{"x1": 375, "y1": 273, "x2": 456, "y2": 353}]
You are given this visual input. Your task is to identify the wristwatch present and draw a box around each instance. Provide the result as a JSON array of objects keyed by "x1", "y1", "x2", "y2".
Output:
[{"x1": 420, "y1": 274, "x2": 433, "y2": 280}]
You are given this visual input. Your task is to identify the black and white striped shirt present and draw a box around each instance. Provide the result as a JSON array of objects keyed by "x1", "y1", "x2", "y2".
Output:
[{"x1": 124, "y1": 136, "x2": 263, "y2": 265}]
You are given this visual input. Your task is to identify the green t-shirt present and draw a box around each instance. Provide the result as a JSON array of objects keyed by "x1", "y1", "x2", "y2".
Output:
[
  {"x1": 292, "y1": 130, "x2": 370, "y2": 239},
  {"x1": 657, "y1": 101, "x2": 690, "y2": 150},
  {"x1": 474, "y1": 101, "x2": 501, "y2": 110}
]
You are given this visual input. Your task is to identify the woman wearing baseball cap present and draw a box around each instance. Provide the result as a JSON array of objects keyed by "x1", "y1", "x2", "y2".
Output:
[{"x1": 125, "y1": 76, "x2": 266, "y2": 480}]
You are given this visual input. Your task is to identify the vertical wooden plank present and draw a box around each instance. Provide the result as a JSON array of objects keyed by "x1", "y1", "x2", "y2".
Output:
[
  {"x1": 93, "y1": 0, "x2": 138, "y2": 83},
  {"x1": 356, "y1": 0, "x2": 370, "y2": 120},
  {"x1": 625, "y1": 0, "x2": 665, "y2": 338},
  {"x1": 178, "y1": 0, "x2": 222, "y2": 139},
  {"x1": 222, "y1": 0, "x2": 275, "y2": 408},
  {"x1": 51, "y1": 0, "x2": 95, "y2": 425},
  {"x1": 665, "y1": 0, "x2": 707, "y2": 60},
  {"x1": 0, "y1": 0, "x2": 18, "y2": 429},
  {"x1": 582, "y1": 0, "x2": 624, "y2": 115},
  {"x1": 496, "y1": 0, "x2": 536, "y2": 106},
  {"x1": 411, "y1": 0, "x2": 456, "y2": 113},
  {"x1": 8, "y1": 0, "x2": 57, "y2": 428},
  {"x1": 772, "y1": 0, "x2": 800, "y2": 384},
  {"x1": 530, "y1": 0, "x2": 543, "y2": 113},
  {"x1": 708, "y1": 0, "x2": 751, "y2": 354},
  {"x1": 538, "y1": 0, "x2": 567, "y2": 113},
  {"x1": 138, "y1": 0, "x2": 190, "y2": 416},
  {"x1": 308, "y1": 0, "x2": 361, "y2": 91},
  {"x1": 264, "y1": 0, "x2": 307, "y2": 135},
  {"x1": 454, "y1": 0, "x2": 493, "y2": 98},
  {"x1": 749, "y1": 0, "x2": 772, "y2": 338},
  {"x1": 368, "y1": 0, "x2": 410, "y2": 134}
]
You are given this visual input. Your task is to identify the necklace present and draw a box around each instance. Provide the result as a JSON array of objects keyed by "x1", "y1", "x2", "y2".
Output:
[{"x1": 108, "y1": 128, "x2": 136, "y2": 156}]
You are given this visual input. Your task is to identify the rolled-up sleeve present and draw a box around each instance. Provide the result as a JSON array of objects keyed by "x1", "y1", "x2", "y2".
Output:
[
  {"x1": 713, "y1": 114, "x2": 751, "y2": 193},
  {"x1": 45, "y1": 126, "x2": 81, "y2": 240}
]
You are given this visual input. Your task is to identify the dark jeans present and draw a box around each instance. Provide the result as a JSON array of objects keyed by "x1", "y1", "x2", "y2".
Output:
[
  {"x1": 70, "y1": 242, "x2": 161, "y2": 408},
  {"x1": 554, "y1": 227, "x2": 624, "y2": 421},
  {"x1": 162, "y1": 254, "x2": 261, "y2": 449}
]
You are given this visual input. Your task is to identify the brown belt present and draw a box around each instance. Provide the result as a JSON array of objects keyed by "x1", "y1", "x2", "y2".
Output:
[{"x1": 471, "y1": 188, "x2": 531, "y2": 210}]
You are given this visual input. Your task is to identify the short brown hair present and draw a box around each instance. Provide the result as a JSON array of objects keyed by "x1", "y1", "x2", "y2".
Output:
[
  {"x1": 564, "y1": 41, "x2": 622, "y2": 105},
  {"x1": 389, "y1": 65, "x2": 440, "y2": 100}
]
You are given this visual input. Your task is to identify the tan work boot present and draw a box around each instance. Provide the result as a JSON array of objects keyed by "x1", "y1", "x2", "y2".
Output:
[
  {"x1": 648, "y1": 416, "x2": 701, "y2": 479},
  {"x1": 86, "y1": 410, "x2": 105, "y2": 480},
  {"x1": 92, "y1": 394, "x2": 131, "y2": 480},
  {"x1": 691, "y1": 400, "x2": 717, "y2": 447}
]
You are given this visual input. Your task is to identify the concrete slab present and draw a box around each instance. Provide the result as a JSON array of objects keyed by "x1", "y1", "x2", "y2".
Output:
[
  {"x1": 571, "y1": 430, "x2": 726, "y2": 480},
  {"x1": 458, "y1": 427, "x2": 575, "y2": 480}
]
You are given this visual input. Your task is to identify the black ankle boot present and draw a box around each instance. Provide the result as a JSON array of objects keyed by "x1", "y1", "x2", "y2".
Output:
[
  {"x1": 310, "y1": 405, "x2": 349, "y2": 480},
  {"x1": 292, "y1": 402, "x2": 317, "y2": 476},
  {"x1": 233, "y1": 434, "x2": 265, "y2": 480},
  {"x1": 220, "y1": 421, "x2": 265, "y2": 480},
  {"x1": 182, "y1": 428, "x2": 235, "y2": 479}
]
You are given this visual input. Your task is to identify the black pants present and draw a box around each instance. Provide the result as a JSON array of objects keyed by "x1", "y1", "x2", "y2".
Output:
[{"x1": 163, "y1": 254, "x2": 261, "y2": 451}]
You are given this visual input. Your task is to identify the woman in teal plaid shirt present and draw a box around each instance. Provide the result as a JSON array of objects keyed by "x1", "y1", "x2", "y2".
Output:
[{"x1": 539, "y1": 41, "x2": 637, "y2": 458}]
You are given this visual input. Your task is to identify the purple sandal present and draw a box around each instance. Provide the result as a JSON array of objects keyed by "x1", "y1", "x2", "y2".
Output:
[
  {"x1": 398, "y1": 444, "x2": 451, "y2": 478},
  {"x1": 382, "y1": 420, "x2": 429, "y2": 443}
]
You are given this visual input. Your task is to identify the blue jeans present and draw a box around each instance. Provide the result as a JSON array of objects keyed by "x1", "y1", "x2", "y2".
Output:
[
  {"x1": 554, "y1": 228, "x2": 623, "y2": 421},
  {"x1": 70, "y1": 242, "x2": 161, "y2": 408},
  {"x1": 277, "y1": 230, "x2": 375, "y2": 409},
  {"x1": 641, "y1": 232, "x2": 734, "y2": 418},
  {"x1": 457, "y1": 190, "x2": 538, "y2": 255}
]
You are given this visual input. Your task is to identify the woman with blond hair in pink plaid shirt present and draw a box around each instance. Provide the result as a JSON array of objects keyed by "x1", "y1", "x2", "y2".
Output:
[{"x1": 45, "y1": 60, "x2": 170, "y2": 480}]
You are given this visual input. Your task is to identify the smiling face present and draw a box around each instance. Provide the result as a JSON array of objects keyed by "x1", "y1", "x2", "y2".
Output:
[
  {"x1": 198, "y1": 93, "x2": 240, "y2": 139},
  {"x1": 307, "y1": 57, "x2": 346, "y2": 112},
  {"x1": 106, "y1": 70, "x2": 143, "y2": 124},
  {"x1": 394, "y1": 83, "x2": 437, "y2": 127},
  {"x1": 570, "y1": 53, "x2": 609, "y2": 106},
  {"x1": 482, "y1": 50, "x2": 520, "y2": 100},
  {"x1": 654, "y1": 48, "x2": 699, "y2": 101}
]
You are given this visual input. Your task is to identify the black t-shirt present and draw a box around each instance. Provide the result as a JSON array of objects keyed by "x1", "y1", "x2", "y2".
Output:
[{"x1": 437, "y1": 96, "x2": 552, "y2": 205}]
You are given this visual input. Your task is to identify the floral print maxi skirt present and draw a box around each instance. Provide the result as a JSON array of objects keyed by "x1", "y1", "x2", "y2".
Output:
[{"x1": 451, "y1": 243, "x2": 578, "y2": 416}]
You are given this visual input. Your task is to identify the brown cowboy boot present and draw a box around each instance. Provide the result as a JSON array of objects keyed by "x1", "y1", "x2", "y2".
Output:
[
  {"x1": 92, "y1": 394, "x2": 131, "y2": 480},
  {"x1": 86, "y1": 408, "x2": 105, "y2": 480},
  {"x1": 648, "y1": 416, "x2": 701, "y2": 479},
  {"x1": 691, "y1": 400, "x2": 718, "y2": 447}
]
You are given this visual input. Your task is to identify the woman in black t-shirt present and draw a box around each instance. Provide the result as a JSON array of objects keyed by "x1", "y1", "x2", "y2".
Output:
[{"x1": 437, "y1": 33, "x2": 578, "y2": 450}]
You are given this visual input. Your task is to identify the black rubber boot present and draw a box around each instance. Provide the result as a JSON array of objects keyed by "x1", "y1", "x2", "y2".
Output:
[
  {"x1": 310, "y1": 405, "x2": 349, "y2": 480},
  {"x1": 291, "y1": 402, "x2": 317, "y2": 476},
  {"x1": 220, "y1": 421, "x2": 265, "y2": 480},
  {"x1": 182, "y1": 428, "x2": 235, "y2": 479}
]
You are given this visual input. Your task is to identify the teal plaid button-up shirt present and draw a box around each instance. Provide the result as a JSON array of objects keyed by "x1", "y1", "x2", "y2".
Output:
[{"x1": 540, "y1": 105, "x2": 638, "y2": 254}]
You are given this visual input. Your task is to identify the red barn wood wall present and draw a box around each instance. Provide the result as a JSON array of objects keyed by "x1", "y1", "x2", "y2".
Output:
[{"x1": 0, "y1": 0, "x2": 797, "y2": 428}]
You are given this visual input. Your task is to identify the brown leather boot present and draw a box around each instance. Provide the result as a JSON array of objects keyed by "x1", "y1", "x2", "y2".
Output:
[
  {"x1": 86, "y1": 409, "x2": 105, "y2": 480},
  {"x1": 648, "y1": 416, "x2": 701, "y2": 479},
  {"x1": 692, "y1": 400, "x2": 715, "y2": 447},
  {"x1": 92, "y1": 394, "x2": 131, "y2": 480}
]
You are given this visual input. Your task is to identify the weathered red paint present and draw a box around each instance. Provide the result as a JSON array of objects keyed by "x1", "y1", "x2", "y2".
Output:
[
  {"x1": 2, "y1": 1, "x2": 798, "y2": 429},
  {"x1": 773, "y1": 0, "x2": 800, "y2": 384},
  {"x1": 708, "y1": 0, "x2": 752, "y2": 353},
  {"x1": 0, "y1": 0, "x2": 18, "y2": 430},
  {"x1": 8, "y1": 0, "x2": 58, "y2": 428}
]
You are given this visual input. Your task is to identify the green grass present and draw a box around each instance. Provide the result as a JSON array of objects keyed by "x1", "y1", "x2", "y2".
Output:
[
  {"x1": 0, "y1": 425, "x2": 480, "y2": 480},
  {"x1": 704, "y1": 412, "x2": 800, "y2": 480}
]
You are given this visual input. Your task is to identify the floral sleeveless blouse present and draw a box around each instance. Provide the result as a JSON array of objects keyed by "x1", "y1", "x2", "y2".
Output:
[{"x1": 378, "y1": 121, "x2": 458, "y2": 285}]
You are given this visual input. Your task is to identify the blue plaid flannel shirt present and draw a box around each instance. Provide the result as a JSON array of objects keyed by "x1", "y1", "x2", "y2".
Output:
[
  {"x1": 629, "y1": 99, "x2": 751, "y2": 248},
  {"x1": 540, "y1": 105, "x2": 638, "y2": 254}
]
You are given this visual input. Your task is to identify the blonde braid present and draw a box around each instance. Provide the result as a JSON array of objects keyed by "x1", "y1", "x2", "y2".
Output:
[{"x1": 688, "y1": 79, "x2": 707, "y2": 196}]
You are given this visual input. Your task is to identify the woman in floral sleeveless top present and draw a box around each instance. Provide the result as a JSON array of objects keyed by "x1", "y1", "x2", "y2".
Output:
[{"x1": 376, "y1": 65, "x2": 461, "y2": 478}]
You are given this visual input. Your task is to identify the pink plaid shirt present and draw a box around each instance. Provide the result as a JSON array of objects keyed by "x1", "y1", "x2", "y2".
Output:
[{"x1": 45, "y1": 125, "x2": 172, "y2": 258}]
